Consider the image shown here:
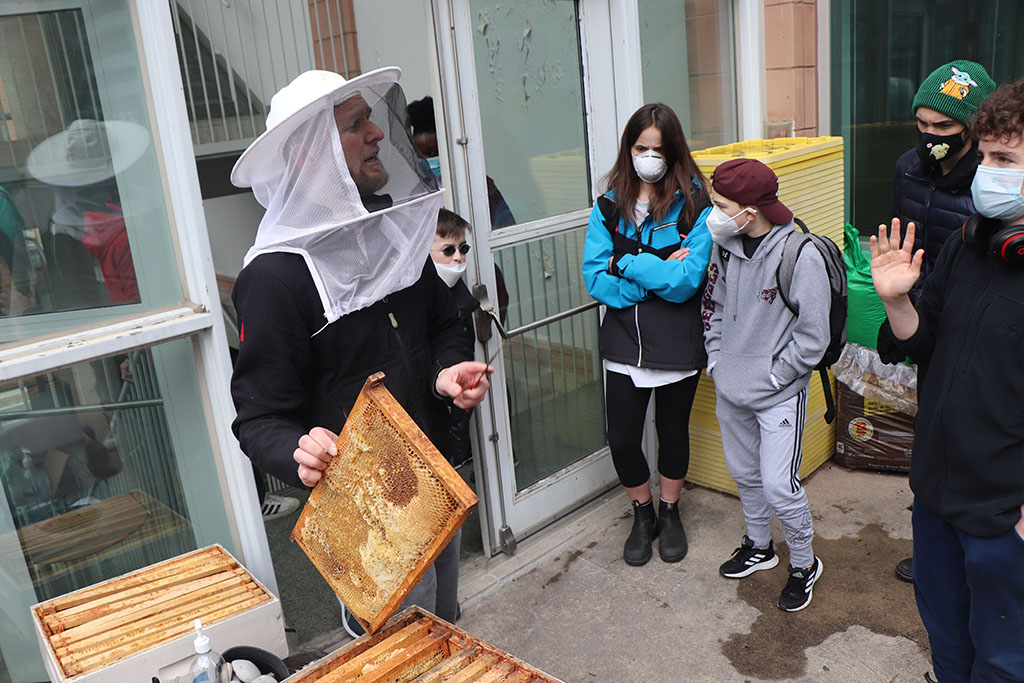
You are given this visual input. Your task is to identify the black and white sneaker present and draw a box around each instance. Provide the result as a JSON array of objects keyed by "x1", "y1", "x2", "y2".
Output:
[
  {"x1": 778, "y1": 556, "x2": 824, "y2": 612},
  {"x1": 261, "y1": 493, "x2": 300, "y2": 520},
  {"x1": 719, "y1": 535, "x2": 780, "y2": 578}
]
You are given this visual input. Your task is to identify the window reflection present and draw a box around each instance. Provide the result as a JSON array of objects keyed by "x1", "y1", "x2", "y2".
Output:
[
  {"x1": 0, "y1": 7, "x2": 180, "y2": 330},
  {"x1": 0, "y1": 348, "x2": 197, "y2": 601},
  {"x1": 469, "y1": 0, "x2": 591, "y2": 226},
  {"x1": 639, "y1": 0, "x2": 737, "y2": 150}
]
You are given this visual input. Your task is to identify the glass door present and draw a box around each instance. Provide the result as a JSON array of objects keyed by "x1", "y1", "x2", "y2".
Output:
[{"x1": 432, "y1": 0, "x2": 623, "y2": 551}]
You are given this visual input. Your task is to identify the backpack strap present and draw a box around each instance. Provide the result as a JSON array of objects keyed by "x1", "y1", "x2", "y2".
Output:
[
  {"x1": 773, "y1": 217, "x2": 837, "y2": 423},
  {"x1": 597, "y1": 195, "x2": 620, "y2": 236},
  {"x1": 775, "y1": 217, "x2": 812, "y2": 316}
]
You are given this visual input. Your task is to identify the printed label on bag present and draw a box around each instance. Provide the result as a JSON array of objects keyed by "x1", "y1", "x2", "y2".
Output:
[
  {"x1": 863, "y1": 399, "x2": 899, "y2": 416},
  {"x1": 848, "y1": 417, "x2": 874, "y2": 441}
]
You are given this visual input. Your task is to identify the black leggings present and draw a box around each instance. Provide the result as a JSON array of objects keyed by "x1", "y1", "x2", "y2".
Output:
[{"x1": 605, "y1": 370, "x2": 700, "y2": 488}]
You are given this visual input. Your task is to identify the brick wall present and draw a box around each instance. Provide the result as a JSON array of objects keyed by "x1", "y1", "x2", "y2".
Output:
[
  {"x1": 307, "y1": 0, "x2": 361, "y2": 77},
  {"x1": 764, "y1": 0, "x2": 818, "y2": 136}
]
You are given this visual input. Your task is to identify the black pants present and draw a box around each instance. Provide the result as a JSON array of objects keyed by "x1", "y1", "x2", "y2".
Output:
[{"x1": 605, "y1": 370, "x2": 700, "y2": 488}]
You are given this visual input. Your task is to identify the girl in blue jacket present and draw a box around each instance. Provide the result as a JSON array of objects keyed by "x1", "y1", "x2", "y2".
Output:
[{"x1": 581, "y1": 103, "x2": 712, "y2": 566}]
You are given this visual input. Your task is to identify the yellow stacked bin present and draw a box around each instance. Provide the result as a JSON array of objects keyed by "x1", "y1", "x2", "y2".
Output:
[{"x1": 687, "y1": 137, "x2": 844, "y2": 495}]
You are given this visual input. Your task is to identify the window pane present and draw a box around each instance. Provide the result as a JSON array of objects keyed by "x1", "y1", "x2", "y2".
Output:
[
  {"x1": 495, "y1": 228, "x2": 605, "y2": 490},
  {"x1": 831, "y1": 0, "x2": 1024, "y2": 231},
  {"x1": 469, "y1": 0, "x2": 591, "y2": 226},
  {"x1": 639, "y1": 0, "x2": 738, "y2": 150},
  {"x1": 0, "y1": 338, "x2": 231, "y2": 681},
  {"x1": 0, "y1": 3, "x2": 184, "y2": 342}
]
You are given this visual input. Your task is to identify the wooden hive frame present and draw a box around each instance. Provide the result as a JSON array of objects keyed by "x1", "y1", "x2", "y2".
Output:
[
  {"x1": 291, "y1": 373, "x2": 478, "y2": 634},
  {"x1": 282, "y1": 606, "x2": 564, "y2": 683},
  {"x1": 31, "y1": 545, "x2": 273, "y2": 679}
]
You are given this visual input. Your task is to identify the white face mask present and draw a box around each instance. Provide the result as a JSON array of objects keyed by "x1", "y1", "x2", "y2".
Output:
[
  {"x1": 971, "y1": 165, "x2": 1024, "y2": 222},
  {"x1": 706, "y1": 206, "x2": 755, "y2": 240},
  {"x1": 633, "y1": 150, "x2": 668, "y2": 184},
  {"x1": 433, "y1": 259, "x2": 467, "y2": 288}
]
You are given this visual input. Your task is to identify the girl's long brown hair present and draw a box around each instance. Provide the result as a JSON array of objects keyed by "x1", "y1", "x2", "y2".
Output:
[{"x1": 604, "y1": 103, "x2": 708, "y2": 229}]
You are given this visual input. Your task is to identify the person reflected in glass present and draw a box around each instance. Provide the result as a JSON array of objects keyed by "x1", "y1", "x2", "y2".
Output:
[
  {"x1": 407, "y1": 96, "x2": 516, "y2": 229},
  {"x1": 27, "y1": 119, "x2": 148, "y2": 310},
  {"x1": 581, "y1": 103, "x2": 713, "y2": 566},
  {"x1": 0, "y1": 195, "x2": 35, "y2": 317}
]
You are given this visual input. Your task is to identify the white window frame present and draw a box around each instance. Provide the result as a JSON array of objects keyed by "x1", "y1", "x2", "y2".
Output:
[{"x1": 0, "y1": 0, "x2": 276, "y2": 593}]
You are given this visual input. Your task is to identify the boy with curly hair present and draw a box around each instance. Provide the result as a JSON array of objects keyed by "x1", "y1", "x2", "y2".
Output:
[{"x1": 873, "y1": 79, "x2": 1024, "y2": 682}]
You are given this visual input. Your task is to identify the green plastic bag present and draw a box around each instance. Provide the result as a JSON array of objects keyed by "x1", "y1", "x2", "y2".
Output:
[{"x1": 844, "y1": 223, "x2": 887, "y2": 349}]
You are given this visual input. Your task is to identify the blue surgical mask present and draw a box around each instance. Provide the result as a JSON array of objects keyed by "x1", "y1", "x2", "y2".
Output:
[
  {"x1": 971, "y1": 165, "x2": 1024, "y2": 222},
  {"x1": 427, "y1": 156, "x2": 442, "y2": 179}
]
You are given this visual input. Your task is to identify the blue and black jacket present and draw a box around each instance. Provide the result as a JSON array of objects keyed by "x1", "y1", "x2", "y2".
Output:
[{"x1": 582, "y1": 187, "x2": 712, "y2": 371}]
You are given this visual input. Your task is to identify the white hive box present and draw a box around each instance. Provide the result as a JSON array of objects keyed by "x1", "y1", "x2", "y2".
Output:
[{"x1": 30, "y1": 544, "x2": 286, "y2": 683}]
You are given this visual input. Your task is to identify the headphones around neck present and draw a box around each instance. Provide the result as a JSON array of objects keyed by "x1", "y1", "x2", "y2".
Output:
[{"x1": 961, "y1": 213, "x2": 1024, "y2": 265}]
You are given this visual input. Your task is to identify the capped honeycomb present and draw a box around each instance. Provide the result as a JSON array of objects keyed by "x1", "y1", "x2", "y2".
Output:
[{"x1": 291, "y1": 373, "x2": 477, "y2": 633}]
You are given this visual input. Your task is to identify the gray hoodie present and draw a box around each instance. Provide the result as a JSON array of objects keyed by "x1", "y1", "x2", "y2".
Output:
[{"x1": 701, "y1": 220, "x2": 831, "y2": 410}]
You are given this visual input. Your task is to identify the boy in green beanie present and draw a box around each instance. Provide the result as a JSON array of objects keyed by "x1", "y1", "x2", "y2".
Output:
[{"x1": 887, "y1": 60, "x2": 995, "y2": 583}]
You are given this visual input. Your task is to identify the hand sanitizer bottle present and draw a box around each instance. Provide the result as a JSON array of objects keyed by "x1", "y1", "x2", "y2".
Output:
[{"x1": 188, "y1": 619, "x2": 230, "y2": 683}]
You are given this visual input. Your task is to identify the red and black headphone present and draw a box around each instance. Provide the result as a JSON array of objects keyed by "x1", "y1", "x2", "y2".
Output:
[{"x1": 961, "y1": 213, "x2": 1024, "y2": 265}]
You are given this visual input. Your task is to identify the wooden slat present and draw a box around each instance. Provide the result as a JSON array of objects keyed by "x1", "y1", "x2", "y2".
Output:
[
  {"x1": 410, "y1": 647, "x2": 478, "y2": 682},
  {"x1": 65, "y1": 594, "x2": 264, "y2": 676},
  {"x1": 445, "y1": 654, "x2": 500, "y2": 683},
  {"x1": 474, "y1": 661, "x2": 515, "y2": 683},
  {"x1": 40, "y1": 546, "x2": 226, "y2": 614},
  {"x1": 54, "y1": 582, "x2": 258, "y2": 659},
  {"x1": 316, "y1": 620, "x2": 434, "y2": 681},
  {"x1": 47, "y1": 568, "x2": 249, "y2": 633},
  {"x1": 355, "y1": 632, "x2": 449, "y2": 683}
]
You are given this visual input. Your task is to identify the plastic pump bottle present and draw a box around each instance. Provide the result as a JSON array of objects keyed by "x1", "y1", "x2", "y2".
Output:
[{"x1": 188, "y1": 619, "x2": 230, "y2": 683}]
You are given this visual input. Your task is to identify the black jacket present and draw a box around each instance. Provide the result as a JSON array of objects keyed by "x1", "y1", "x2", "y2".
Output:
[
  {"x1": 891, "y1": 143, "x2": 979, "y2": 281},
  {"x1": 230, "y1": 253, "x2": 470, "y2": 488},
  {"x1": 445, "y1": 279, "x2": 478, "y2": 466},
  {"x1": 878, "y1": 237, "x2": 1024, "y2": 537}
]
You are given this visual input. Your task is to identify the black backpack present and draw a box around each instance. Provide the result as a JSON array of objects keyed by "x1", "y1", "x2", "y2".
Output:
[{"x1": 775, "y1": 218, "x2": 847, "y2": 423}]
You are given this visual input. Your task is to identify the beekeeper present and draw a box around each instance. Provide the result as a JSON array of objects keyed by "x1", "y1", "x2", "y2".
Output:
[{"x1": 229, "y1": 68, "x2": 490, "y2": 629}]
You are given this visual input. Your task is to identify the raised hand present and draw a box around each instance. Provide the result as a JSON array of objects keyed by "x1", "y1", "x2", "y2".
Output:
[{"x1": 870, "y1": 218, "x2": 924, "y2": 302}]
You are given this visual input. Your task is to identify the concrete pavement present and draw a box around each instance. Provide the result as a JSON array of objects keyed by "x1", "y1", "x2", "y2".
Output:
[{"x1": 453, "y1": 463, "x2": 930, "y2": 682}]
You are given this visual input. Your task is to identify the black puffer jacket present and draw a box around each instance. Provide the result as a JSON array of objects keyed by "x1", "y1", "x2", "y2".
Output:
[
  {"x1": 891, "y1": 142, "x2": 979, "y2": 282},
  {"x1": 878, "y1": 237, "x2": 1024, "y2": 538},
  {"x1": 231, "y1": 253, "x2": 470, "y2": 488}
]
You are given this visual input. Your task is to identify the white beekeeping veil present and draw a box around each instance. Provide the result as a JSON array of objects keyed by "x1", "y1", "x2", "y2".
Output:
[{"x1": 231, "y1": 68, "x2": 443, "y2": 324}]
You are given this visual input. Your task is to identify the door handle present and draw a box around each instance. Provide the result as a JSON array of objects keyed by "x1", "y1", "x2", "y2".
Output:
[{"x1": 473, "y1": 283, "x2": 599, "y2": 342}]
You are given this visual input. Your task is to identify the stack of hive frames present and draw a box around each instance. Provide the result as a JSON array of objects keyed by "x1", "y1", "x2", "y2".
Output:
[
  {"x1": 693, "y1": 136, "x2": 845, "y2": 245},
  {"x1": 291, "y1": 373, "x2": 478, "y2": 634},
  {"x1": 686, "y1": 137, "x2": 845, "y2": 496},
  {"x1": 282, "y1": 606, "x2": 563, "y2": 682},
  {"x1": 31, "y1": 545, "x2": 274, "y2": 679}
]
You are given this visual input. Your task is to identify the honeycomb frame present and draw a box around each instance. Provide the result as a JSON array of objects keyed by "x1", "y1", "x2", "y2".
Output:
[{"x1": 291, "y1": 373, "x2": 478, "y2": 634}]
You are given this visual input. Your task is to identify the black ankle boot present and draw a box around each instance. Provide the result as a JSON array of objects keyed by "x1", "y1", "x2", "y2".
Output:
[
  {"x1": 624, "y1": 500, "x2": 659, "y2": 566},
  {"x1": 658, "y1": 499, "x2": 688, "y2": 563}
]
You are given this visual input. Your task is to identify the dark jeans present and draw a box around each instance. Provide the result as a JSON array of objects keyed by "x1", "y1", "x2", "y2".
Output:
[
  {"x1": 604, "y1": 370, "x2": 700, "y2": 488},
  {"x1": 913, "y1": 501, "x2": 1024, "y2": 682}
]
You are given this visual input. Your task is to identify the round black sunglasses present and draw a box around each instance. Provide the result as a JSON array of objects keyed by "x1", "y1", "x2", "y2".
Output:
[{"x1": 433, "y1": 243, "x2": 471, "y2": 257}]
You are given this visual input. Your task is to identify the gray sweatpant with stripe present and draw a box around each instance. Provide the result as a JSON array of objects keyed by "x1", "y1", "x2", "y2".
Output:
[{"x1": 716, "y1": 387, "x2": 815, "y2": 568}]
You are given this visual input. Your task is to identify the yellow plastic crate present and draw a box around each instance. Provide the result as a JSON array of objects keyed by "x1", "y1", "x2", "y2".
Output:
[
  {"x1": 694, "y1": 136, "x2": 846, "y2": 245},
  {"x1": 688, "y1": 137, "x2": 844, "y2": 495}
]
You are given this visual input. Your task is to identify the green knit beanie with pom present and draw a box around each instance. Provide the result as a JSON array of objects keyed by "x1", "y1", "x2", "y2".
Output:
[{"x1": 912, "y1": 60, "x2": 995, "y2": 124}]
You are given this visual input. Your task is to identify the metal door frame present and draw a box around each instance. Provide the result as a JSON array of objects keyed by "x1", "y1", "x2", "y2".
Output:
[{"x1": 429, "y1": 0, "x2": 647, "y2": 554}]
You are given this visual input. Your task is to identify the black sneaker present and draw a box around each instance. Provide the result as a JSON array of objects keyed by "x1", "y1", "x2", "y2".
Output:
[
  {"x1": 778, "y1": 556, "x2": 824, "y2": 612},
  {"x1": 719, "y1": 535, "x2": 779, "y2": 578}
]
